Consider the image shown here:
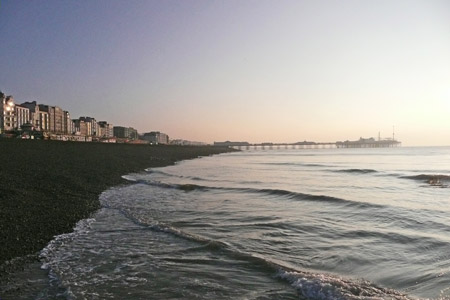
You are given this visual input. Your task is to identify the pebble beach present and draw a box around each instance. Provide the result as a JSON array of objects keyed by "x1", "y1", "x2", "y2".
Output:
[{"x1": 0, "y1": 139, "x2": 233, "y2": 275}]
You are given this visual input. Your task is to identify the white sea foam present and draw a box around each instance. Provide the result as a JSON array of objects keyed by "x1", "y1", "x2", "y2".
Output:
[
  {"x1": 38, "y1": 217, "x2": 97, "y2": 297},
  {"x1": 277, "y1": 270, "x2": 412, "y2": 300},
  {"x1": 40, "y1": 217, "x2": 96, "y2": 262},
  {"x1": 121, "y1": 174, "x2": 137, "y2": 182}
]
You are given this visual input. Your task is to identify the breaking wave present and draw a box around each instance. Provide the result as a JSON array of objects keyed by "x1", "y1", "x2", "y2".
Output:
[
  {"x1": 260, "y1": 162, "x2": 331, "y2": 168},
  {"x1": 333, "y1": 168, "x2": 378, "y2": 174},
  {"x1": 277, "y1": 270, "x2": 411, "y2": 300},
  {"x1": 122, "y1": 177, "x2": 385, "y2": 210},
  {"x1": 401, "y1": 174, "x2": 450, "y2": 187},
  {"x1": 114, "y1": 207, "x2": 413, "y2": 300},
  {"x1": 401, "y1": 174, "x2": 450, "y2": 182}
]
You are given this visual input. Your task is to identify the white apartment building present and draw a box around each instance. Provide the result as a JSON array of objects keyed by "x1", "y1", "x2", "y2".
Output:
[
  {"x1": 15, "y1": 105, "x2": 31, "y2": 130},
  {"x1": 1, "y1": 95, "x2": 16, "y2": 133}
]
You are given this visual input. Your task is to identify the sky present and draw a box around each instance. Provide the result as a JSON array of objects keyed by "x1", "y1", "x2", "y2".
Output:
[{"x1": 0, "y1": 0, "x2": 449, "y2": 146}]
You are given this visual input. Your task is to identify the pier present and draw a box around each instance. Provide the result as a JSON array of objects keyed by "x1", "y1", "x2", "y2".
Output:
[{"x1": 215, "y1": 137, "x2": 401, "y2": 150}]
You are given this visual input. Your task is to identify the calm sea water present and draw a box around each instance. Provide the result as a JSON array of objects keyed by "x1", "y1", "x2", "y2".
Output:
[{"x1": 6, "y1": 147, "x2": 450, "y2": 299}]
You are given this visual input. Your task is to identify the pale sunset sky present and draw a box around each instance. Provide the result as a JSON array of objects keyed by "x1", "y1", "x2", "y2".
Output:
[{"x1": 0, "y1": 0, "x2": 449, "y2": 146}]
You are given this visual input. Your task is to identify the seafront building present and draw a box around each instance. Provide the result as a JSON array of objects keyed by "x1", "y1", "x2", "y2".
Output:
[
  {"x1": 1, "y1": 92, "x2": 81, "y2": 137},
  {"x1": 20, "y1": 101, "x2": 52, "y2": 132},
  {"x1": 78, "y1": 117, "x2": 99, "y2": 136},
  {"x1": 142, "y1": 131, "x2": 169, "y2": 145},
  {"x1": 1, "y1": 91, "x2": 175, "y2": 144},
  {"x1": 73, "y1": 119, "x2": 91, "y2": 136},
  {"x1": 63, "y1": 111, "x2": 72, "y2": 134},
  {"x1": 113, "y1": 126, "x2": 138, "y2": 140},
  {"x1": 39, "y1": 104, "x2": 65, "y2": 134},
  {"x1": 38, "y1": 111, "x2": 50, "y2": 131},
  {"x1": 1, "y1": 94, "x2": 16, "y2": 133},
  {"x1": 15, "y1": 104, "x2": 31, "y2": 130},
  {"x1": 98, "y1": 121, "x2": 114, "y2": 138},
  {"x1": 21, "y1": 101, "x2": 40, "y2": 130}
]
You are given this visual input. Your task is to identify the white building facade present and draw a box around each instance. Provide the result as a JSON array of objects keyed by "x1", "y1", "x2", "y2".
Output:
[
  {"x1": 1, "y1": 95, "x2": 16, "y2": 133},
  {"x1": 15, "y1": 105, "x2": 31, "y2": 130}
]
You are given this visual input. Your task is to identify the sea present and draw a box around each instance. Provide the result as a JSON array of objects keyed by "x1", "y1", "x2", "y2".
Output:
[{"x1": 3, "y1": 146, "x2": 450, "y2": 299}]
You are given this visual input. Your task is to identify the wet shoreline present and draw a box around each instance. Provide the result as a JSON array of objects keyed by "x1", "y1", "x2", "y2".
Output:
[{"x1": 0, "y1": 139, "x2": 233, "y2": 280}]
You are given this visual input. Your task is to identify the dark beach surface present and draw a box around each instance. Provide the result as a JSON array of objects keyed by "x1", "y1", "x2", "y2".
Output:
[{"x1": 0, "y1": 139, "x2": 233, "y2": 276}]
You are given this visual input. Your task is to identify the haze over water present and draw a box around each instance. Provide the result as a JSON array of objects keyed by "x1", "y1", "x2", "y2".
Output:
[{"x1": 9, "y1": 146, "x2": 448, "y2": 299}]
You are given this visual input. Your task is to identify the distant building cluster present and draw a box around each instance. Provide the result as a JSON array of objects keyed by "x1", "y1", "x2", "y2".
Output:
[
  {"x1": 0, "y1": 91, "x2": 182, "y2": 145},
  {"x1": 142, "y1": 131, "x2": 169, "y2": 144}
]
